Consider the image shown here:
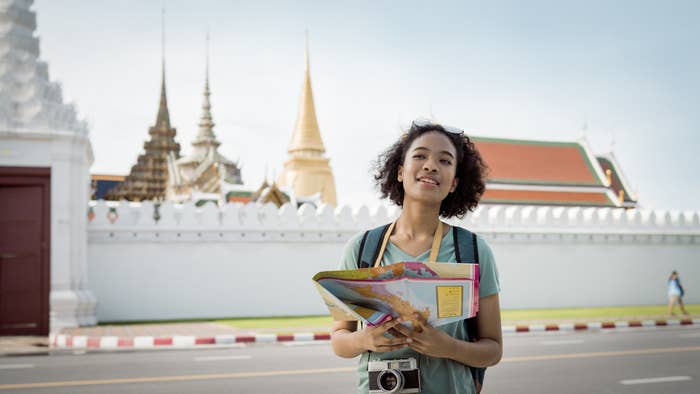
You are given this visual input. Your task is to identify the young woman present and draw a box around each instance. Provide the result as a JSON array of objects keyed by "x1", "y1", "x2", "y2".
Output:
[
  {"x1": 668, "y1": 270, "x2": 689, "y2": 316},
  {"x1": 331, "y1": 119, "x2": 502, "y2": 394}
]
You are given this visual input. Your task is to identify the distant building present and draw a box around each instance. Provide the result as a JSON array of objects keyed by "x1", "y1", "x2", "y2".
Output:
[
  {"x1": 105, "y1": 54, "x2": 182, "y2": 201},
  {"x1": 166, "y1": 37, "x2": 242, "y2": 203},
  {"x1": 474, "y1": 136, "x2": 637, "y2": 208},
  {"x1": 277, "y1": 39, "x2": 337, "y2": 206}
]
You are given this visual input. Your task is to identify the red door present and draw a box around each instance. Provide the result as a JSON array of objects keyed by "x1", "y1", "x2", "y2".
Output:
[{"x1": 0, "y1": 167, "x2": 50, "y2": 336}]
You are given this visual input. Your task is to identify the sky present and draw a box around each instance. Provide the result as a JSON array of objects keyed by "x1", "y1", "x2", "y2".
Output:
[{"x1": 34, "y1": 0, "x2": 700, "y2": 211}]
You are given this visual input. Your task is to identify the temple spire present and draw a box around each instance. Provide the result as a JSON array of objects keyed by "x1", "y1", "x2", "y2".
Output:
[
  {"x1": 155, "y1": 7, "x2": 171, "y2": 129},
  {"x1": 193, "y1": 30, "x2": 219, "y2": 146},
  {"x1": 287, "y1": 31, "x2": 325, "y2": 154},
  {"x1": 278, "y1": 33, "x2": 337, "y2": 206}
]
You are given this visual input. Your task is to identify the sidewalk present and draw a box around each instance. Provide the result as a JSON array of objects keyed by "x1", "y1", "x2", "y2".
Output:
[
  {"x1": 3, "y1": 313, "x2": 699, "y2": 356},
  {"x1": 0, "y1": 336, "x2": 50, "y2": 357}
]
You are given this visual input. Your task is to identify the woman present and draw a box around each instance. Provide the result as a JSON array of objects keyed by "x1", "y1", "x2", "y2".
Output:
[
  {"x1": 668, "y1": 270, "x2": 689, "y2": 316},
  {"x1": 331, "y1": 119, "x2": 502, "y2": 394}
]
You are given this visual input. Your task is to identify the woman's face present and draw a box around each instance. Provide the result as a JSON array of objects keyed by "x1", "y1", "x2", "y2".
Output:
[{"x1": 398, "y1": 131, "x2": 459, "y2": 206}]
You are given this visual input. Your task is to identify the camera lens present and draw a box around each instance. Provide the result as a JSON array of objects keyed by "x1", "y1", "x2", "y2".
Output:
[{"x1": 377, "y1": 369, "x2": 404, "y2": 393}]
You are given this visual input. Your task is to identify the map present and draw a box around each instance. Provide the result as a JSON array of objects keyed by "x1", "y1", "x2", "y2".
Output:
[{"x1": 313, "y1": 262, "x2": 479, "y2": 327}]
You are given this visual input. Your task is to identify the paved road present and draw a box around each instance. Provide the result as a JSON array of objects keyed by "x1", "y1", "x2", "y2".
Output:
[{"x1": 1, "y1": 325, "x2": 699, "y2": 393}]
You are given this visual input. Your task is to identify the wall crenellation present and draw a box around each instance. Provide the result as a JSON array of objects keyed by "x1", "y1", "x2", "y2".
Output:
[{"x1": 89, "y1": 200, "x2": 700, "y2": 238}]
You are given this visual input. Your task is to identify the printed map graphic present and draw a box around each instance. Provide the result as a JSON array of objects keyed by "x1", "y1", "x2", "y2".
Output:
[{"x1": 313, "y1": 262, "x2": 479, "y2": 327}]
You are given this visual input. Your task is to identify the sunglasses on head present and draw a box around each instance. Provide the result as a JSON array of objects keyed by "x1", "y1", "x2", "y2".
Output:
[{"x1": 411, "y1": 118, "x2": 464, "y2": 136}]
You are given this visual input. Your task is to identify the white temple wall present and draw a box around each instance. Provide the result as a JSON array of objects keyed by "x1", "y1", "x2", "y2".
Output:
[
  {"x1": 488, "y1": 232, "x2": 698, "y2": 309},
  {"x1": 87, "y1": 202, "x2": 700, "y2": 322}
]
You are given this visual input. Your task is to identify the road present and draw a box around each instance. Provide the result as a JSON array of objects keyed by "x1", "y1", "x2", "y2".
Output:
[{"x1": 1, "y1": 325, "x2": 699, "y2": 393}]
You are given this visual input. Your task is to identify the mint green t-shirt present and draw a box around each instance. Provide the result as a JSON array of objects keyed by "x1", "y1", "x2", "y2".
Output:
[{"x1": 339, "y1": 227, "x2": 500, "y2": 394}]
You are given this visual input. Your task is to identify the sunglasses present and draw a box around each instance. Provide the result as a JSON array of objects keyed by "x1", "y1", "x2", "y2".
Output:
[{"x1": 411, "y1": 118, "x2": 464, "y2": 136}]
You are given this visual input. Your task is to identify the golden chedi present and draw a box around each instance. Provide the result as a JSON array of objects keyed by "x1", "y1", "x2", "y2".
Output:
[{"x1": 278, "y1": 37, "x2": 337, "y2": 206}]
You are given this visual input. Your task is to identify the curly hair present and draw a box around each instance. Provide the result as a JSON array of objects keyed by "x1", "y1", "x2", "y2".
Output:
[{"x1": 374, "y1": 122, "x2": 488, "y2": 218}]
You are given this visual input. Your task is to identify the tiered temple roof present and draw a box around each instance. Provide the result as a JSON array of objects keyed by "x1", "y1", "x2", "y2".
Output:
[
  {"x1": 0, "y1": 0, "x2": 87, "y2": 134},
  {"x1": 105, "y1": 58, "x2": 181, "y2": 201},
  {"x1": 165, "y1": 35, "x2": 242, "y2": 202},
  {"x1": 473, "y1": 136, "x2": 637, "y2": 207}
]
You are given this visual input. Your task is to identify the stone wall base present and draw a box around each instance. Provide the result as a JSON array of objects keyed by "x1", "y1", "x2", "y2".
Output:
[{"x1": 50, "y1": 289, "x2": 97, "y2": 333}]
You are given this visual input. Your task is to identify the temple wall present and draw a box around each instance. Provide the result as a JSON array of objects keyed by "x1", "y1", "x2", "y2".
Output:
[{"x1": 87, "y1": 201, "x2": 700, "y2": 322}]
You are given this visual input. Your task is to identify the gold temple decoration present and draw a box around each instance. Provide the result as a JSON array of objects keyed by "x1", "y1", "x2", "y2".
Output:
[{"x1": 278, "y1": 34, "x2": 337, "y2": 206}]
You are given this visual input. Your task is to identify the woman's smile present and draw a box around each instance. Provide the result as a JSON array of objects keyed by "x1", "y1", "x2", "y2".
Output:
[{"x1": 417, "y1": 176, "x2": 440, "y2": 186}]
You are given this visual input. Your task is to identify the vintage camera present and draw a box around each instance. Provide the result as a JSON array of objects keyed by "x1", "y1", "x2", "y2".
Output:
[{"x1": 368, "y1": 357, "x2": 421, "y2": 393}]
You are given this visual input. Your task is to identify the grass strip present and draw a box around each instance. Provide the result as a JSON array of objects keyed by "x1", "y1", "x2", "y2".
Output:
[
  {"x1": 501, "y1": 304, "x2": 699, "y2": 321},
  {"x1": 99, "y1": 305, "x2": 698, "y2": 328}
]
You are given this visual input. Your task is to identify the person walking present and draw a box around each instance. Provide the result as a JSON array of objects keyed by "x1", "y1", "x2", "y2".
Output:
[
  {"x1": 330, "y1": 119, "x2": 502, "y2": 394},
  {"x1": 668, "y1": 270, "x2": 689, "y2": 316}
]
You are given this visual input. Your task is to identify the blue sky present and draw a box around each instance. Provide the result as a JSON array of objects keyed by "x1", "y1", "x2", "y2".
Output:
[{"x1": 35, "y1": 0, "x2": 699, "y2": 210}]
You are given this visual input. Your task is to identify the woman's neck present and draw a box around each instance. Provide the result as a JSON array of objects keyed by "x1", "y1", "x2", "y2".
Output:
[{"x1": 395, "y1": 200, "x2": 441, "y2": 238}]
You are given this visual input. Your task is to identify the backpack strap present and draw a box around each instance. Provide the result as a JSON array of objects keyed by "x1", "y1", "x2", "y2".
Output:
[
  {"x1": 454, "y1": 226, "x2": 485, "y2": 393},
  {"x1": 357, "y1": 224, "x2": 392, "y2": 269}
]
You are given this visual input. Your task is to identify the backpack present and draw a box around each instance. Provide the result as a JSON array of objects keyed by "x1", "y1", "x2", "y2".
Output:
[{"x1": 356, "y1": 223, "x2": 486, "y2": 393}]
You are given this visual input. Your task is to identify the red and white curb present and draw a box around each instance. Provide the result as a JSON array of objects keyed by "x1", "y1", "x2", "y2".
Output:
[
  {"x1": 501, "y1": 318, "x2": 700, "y2": 333},
  {"x1": 49, "y1": 318, "x2": 700, "y2": 351},
  {"x1": 49, "y1": 332, "x2": 331, "y2": 351}
]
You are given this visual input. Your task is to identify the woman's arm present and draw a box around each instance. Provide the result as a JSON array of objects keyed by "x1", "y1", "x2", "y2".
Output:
[
  {"x1": 331, "y1": 320, "x2": 364, "y2": 358},
  {"x1": 448, "y1": 293, "x2": 502, "y2": 367},
  {"x1": 394, "y1": 293, "x2": 502, "y2": 367},
  {"x1": 331, "y1": 318, "x2": 412, "y2": 358}
]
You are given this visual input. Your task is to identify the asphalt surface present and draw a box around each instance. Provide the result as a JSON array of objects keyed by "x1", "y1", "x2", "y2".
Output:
[{"x1": 1, "y1": 325, "x2": 699, "y2": 393}]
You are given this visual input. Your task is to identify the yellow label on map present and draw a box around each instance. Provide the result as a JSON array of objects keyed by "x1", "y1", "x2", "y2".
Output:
[{"x1": 436, "y1": 286, "x2": 463, "y2": 318}]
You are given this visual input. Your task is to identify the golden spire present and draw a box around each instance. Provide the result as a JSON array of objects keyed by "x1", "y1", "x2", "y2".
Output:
[
  {"x1": 155, "y1": 7, "x2": 171, "y2": 129},
  {"x1": 287, "y1": 32, "x2": 325, "y2": 154}
]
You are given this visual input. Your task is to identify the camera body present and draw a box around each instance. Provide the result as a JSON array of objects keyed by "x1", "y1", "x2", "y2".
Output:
[{"x1": 368, "y1": 357, "x2": 421, "y2": 393}]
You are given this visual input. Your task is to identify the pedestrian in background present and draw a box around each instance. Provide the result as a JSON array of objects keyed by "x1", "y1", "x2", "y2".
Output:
[{"x1": 668, "y1": 270, "x2": 689, "y2": 316}]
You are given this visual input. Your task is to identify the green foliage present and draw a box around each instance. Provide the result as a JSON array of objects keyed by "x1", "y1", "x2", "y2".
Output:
[{"x1": 215, "y1": 315, "x2": 333, "y2": 329}]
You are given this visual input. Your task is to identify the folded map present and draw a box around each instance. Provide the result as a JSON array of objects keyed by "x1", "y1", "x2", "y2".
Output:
[{"x1": 313, "y1": 262, "x2": 479, "y2": 327}]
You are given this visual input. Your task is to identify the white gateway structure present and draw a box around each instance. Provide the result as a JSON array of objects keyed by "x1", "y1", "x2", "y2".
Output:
[{"x1": 0, "y1": 0, "x2": 96, "y2": 334}]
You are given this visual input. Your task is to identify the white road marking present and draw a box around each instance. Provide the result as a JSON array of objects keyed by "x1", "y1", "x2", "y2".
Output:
[
  {"x1": 194, "y1": 355, "x2": 252, "y2": 362},
  {"x1": 620, "y1": 376, "x2": 692, "y2": 385},
  {"x1": 679, "y1": 332, "x2": 700, "y2": 338},
  {"x1": 541, "y1": 339, "x2": 584, "y2": 346},
  {"x1": 0, "y1": 364, "x2": 34, "y2": 370}
]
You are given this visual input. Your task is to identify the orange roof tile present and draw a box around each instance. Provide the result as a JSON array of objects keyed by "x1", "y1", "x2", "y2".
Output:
[
  {"x1": 473, "y1": 137, "x2": 603, "y2": 186},
  {"x1": 227, "y1": 196, "x2": 253, "y2": 204}
]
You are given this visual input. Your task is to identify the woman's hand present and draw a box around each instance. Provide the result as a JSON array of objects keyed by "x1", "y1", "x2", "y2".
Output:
[
  {"x1": 393, "y1": 313, "x2": 455, "y2": 359},
  {"x1": 361, "y1": 317, "x2": 412, "y2": 353}
]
